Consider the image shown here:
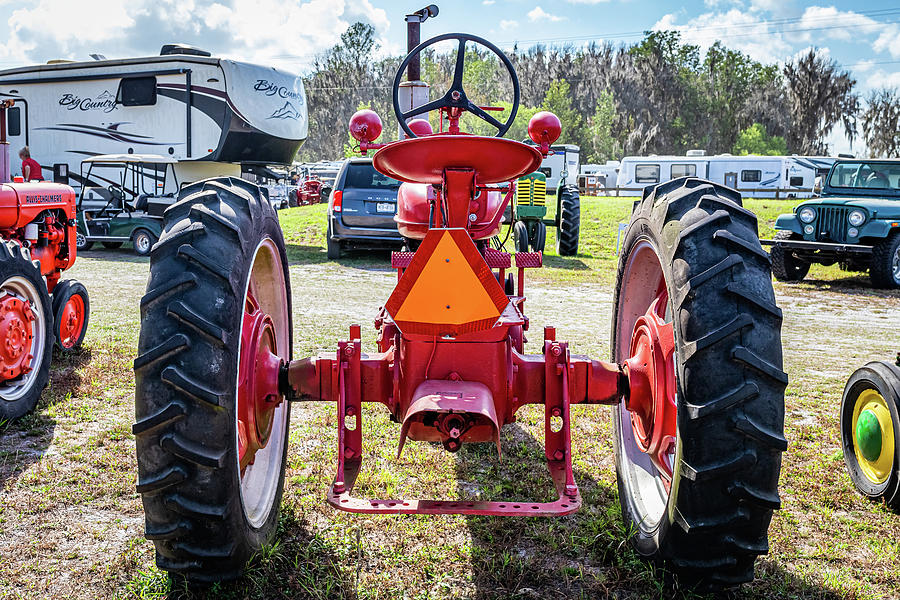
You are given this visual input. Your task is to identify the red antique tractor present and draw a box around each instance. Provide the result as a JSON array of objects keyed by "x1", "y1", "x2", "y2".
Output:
[
  {"x1": 0, "y1": 177, "x2": 90, "y2": 421},
  {"x1": 134, "y1": 33, "x2": 786, "y2": 588},
  {"x1": 289, "y1": 171, "x2": 323, "y2": 207}
]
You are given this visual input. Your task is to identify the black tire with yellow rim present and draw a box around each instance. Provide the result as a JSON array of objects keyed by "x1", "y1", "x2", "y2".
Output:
[{"x1": 840, "y1": 361, "x2": 900, "y2": 509}]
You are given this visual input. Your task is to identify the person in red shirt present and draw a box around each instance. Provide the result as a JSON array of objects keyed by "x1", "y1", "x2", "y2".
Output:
[{"x1": 18, "y1": 147, "x2": 42, "y2": 181}]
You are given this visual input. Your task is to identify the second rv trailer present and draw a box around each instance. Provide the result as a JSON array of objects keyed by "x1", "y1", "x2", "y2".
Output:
[{"x1": 617, "y1": 154, "x2": 837, "y2": 198}]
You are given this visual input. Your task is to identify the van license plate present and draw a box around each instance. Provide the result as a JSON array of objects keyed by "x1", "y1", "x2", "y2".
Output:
[{"x1": 376, "y1": 202, "x2": 394, "y2": 213}]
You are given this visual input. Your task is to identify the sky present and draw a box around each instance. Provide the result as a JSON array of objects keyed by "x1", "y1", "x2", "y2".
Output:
[{"x1": 0, "y1": 0, "x2": 898, "y2": 153}]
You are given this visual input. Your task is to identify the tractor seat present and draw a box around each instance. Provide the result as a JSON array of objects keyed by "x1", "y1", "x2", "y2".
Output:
[
  {"x1": 134, "y1": 194, "x2": 150, "y2": 212},
  {"x1": 373, "y1": 135, "x2": 543, "y2": 185}
]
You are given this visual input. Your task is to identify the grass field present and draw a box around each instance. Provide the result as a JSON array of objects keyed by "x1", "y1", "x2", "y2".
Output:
[{"x1": 0, "y1": 195, "x2": 898, "y2": 600}]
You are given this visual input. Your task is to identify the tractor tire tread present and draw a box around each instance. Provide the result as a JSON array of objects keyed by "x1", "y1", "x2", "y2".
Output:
[
  {"x1": 613, "y1": 177, "x2": 786, "y2": 588},
  {"x1": 133, "y1": 334, "x2": 191, "y2": 372},
  {"x1": 131, "y1": 401, "x2": 186, "y2": 436},
  {"x1": 556, "y1": 185, "x2": 580, "y2": 256},
  {"x1": 176, "y1": 244, "x2": 231, "y2": 282},
  {"x1": 140, "y1": 273, "x2": 197, "y2": 313},
  {"x1": 166, "y1": 301, "x2": 229, "y2": 345},
  {"x1": 160, "y1": 365, "x2": 223, "y2": 407},
  {"x1": 135, "y1": 177, "x2": 290, "y2": 581},
  {"x1": 685, "y1": 382, "x2": 759, "y2": 420},
  {"x1": 724, "y1": 282, "x2": 783, "y2": 320},
  {"x1": 682, "y1": 452, "x2": 757, "y2": 482},
  {"x1": 136, "y1": 465, "x2": 188, "y2": 494},
  {"x1": 160, "y1": 433, "x2": 226, "y2": 469}
]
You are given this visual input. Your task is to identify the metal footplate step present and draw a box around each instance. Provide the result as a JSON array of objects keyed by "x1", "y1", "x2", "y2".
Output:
[
  {"x1": 326, "y1": 459, "x2": 581, "y2": 516},
  {"x1": 326, "y1": 330, "x2": 581, "y2": 516}
]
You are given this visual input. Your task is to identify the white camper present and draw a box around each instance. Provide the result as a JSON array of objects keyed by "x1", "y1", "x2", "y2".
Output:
[
  {"x1": 0, "y1": 44, "x2": 308, "y2": 193},
  {"x1": 581, "y1": 160, "x2": 619, "y2": 190},
  {"x1": 617, "y1": 154, "x2": 838, "y2": 198}
]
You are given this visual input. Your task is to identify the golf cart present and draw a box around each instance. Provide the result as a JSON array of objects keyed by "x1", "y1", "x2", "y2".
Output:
[{"x1": 76, "y1": 154, "x2": 179, "y2": 255}]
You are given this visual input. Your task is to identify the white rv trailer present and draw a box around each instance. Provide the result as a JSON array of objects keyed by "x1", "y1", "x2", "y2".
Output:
[
  {"x1": 617, "y1": 154, "x2": 839, "y2": 198},
  {"x1": 0, "y1": 44, "x2": 308, "y2": 193},
  {"x1": 581, "y1": 160, "x2": 620, "y2": 189}
]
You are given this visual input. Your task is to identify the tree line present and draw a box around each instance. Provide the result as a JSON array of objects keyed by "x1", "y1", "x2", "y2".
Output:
[{"x1": 298, "y1": 24, "x2": 900, "y2": 163}]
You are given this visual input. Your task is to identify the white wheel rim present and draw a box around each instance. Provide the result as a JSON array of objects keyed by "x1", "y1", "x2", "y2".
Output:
[
  {"x1": 614, "y1": 239, "x2": 676, "y2": 531},
  {"x1": 236, "y1": 237, "x2": 290, "y2": 528},
  {"x1": 0, "y1": 276, "x2": 47, "y2": 402},
  {"x1": 136, "y1": 234, "x2": 151, "y2": 254}
]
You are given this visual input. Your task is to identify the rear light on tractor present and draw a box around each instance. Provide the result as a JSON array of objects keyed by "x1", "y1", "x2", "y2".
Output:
[{"x1": 331, "y1": 190, "x2": 343, "y2": 213}]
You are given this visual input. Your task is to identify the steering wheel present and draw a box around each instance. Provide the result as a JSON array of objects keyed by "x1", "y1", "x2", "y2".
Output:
[
  {"x1": 107, "y1": 185, "x2": 125, "y2": 203},
  {"x1": 392, "y1": 33, "x2": 520, "y2": 139}
]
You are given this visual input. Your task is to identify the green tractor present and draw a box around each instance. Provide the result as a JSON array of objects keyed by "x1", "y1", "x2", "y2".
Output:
[{"x1": 513, "y1": 144, "x2": 580, "y2": 256}]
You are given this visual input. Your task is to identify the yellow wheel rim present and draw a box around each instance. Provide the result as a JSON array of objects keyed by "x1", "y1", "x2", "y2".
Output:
[{"x1": 851, "y1": 389, "x2": 895, "y2": 485}]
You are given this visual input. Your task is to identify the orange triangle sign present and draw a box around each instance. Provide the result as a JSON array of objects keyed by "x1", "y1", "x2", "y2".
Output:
[{"x1": 385, "y1": 229, "x2": 508, "y2": 336}]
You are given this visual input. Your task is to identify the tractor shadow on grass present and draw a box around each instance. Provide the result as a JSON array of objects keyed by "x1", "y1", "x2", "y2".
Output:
[
  {"x1": 0, "y1": 349, "x2": 90, "y2": 490},
  {"x1": 455, "y1": 420, "x2": 846, "y2": 600},
  {"x1": 542, "y1": 255, "x2": 590, "y2": 271},
  {"x1": 455, "y1": 419, "x2": 623, "y2": 598},
  {"x1": 285, "y1": 243, "x2": 395, "y2": 273},
  {"x1": 78, "y1": 248, "x2": 149, "y2": 264},
  {"x1": 787, "y1": 276, "x2": 900, "y2": 299},
  {"x1": 162, "y1": 502, "x2": 357, "y2": 600}
]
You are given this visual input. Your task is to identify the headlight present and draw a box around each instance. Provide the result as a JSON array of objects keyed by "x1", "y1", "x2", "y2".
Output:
[
  {"x1": 848, "y1": 210, "x2": 865, "y2": 226},
  {"x1": 799, "y1": 207, "x2": 816, "y2": 223}
]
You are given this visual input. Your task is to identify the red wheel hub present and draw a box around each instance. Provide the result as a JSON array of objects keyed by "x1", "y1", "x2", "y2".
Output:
[
  {"x1": 237, "y1": 292, "x2": 284, "y2": 473},
  {"x1": 624, "y1": 293, "x2": 676, "y2": 483},
  {"x1": 59, "y1": 294, "x2": 85, "y2": 349},
  {"x1": 0, "y1": 292, "x2": 35, "y2": 379}
]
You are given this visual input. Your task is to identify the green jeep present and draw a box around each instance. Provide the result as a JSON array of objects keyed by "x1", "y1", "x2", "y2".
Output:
[{"x1": 764, "y1": 159, "x2": 900, "y2": 289}]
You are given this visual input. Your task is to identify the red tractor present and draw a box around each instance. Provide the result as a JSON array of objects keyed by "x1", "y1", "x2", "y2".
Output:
[
  {"x1": 0, "y1": 177, "x2": 90, "y2": 421},
  {"x1": 134, "y1": 33, "x2": 786, "y2": 588},
  {"x1": 289, "y1": 171, "x2": 323, "y2": 207}
]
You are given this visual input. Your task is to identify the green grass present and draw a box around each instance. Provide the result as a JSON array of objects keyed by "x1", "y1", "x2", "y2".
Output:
[{"x1": 0, "y1": 196, "x2": 898, "y2": 599}]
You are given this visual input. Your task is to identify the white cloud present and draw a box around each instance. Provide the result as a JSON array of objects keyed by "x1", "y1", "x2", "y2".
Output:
[
  {"x1": 855, "y1": 59, "x2": 876, "y2": 73},
  {"x1": 865, "y1": 69, "x2": 900, "y2": 91},
  {"x1": 482, "y1": 0, "x2": 495, "y2": 4},
  {"x1": 797, "y1": 6, "x2": 883, "y2": 43},
  {"x1": 527, "y1": 6, "x2": 564, "y2": 22},
  {"x1": 500, "y1": 19, "x2": 518, "y2": 31},
  {"x1": 564, "y1": 0, "x2": 610, "y2": 4},
  {"x1": 652, "y1": 9, "x2": 792, "y2": 64},
  {"x1": 0, "y1": 0, "x2": 392, "y2": 73}
]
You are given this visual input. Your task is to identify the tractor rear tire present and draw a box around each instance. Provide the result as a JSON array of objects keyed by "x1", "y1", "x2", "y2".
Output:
[
  {"x1": 770, "y1": 231, "x2": 810, "y2": 282},
  {"x1": 0, "y1": 242, "x2": 54, "y2": 421},
  {"x1": 612, "y1": 177, "x2": 786, "y2": 588},
  {"x1": 556, "y1": 185, "x2": 580, "y2": 256},
  {"x1": 134, "y1": 177, "x2": 292, "y2": 582},
  {"x1": 870, "y1": 232, "x2": 900, "y2": 289},
  {"x1": 514, "y1": 221, "x2": 529, "y2": 253},
  {"x1": 532, "y1": 221, "x2": 547, "y2": 253},
  {"x1": 51, "y1": 280, "x2": 90, "y2": 351},
  {"x1": 840, "y1": 361, "x2": 900, "y2": 509}
]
